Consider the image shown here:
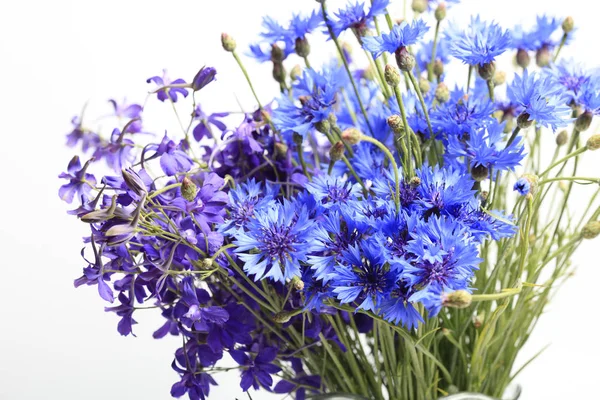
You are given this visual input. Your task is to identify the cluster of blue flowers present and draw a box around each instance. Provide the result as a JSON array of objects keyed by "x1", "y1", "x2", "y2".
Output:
[{"x1": 59, "y1": 1, "x2": 598, "y2": 399}]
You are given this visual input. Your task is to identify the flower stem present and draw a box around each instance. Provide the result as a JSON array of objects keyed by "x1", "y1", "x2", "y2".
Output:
[
  {"x1": 427, "y1": 21, "x2": 441, "y2": 82},
  {"x1": 361, "y1": 134, "x2": 401, "y2": 209}
]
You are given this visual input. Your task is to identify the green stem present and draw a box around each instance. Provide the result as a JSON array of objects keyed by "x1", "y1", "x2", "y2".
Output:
[
  {"x1": 540, "y1": 146, "x2": 587, "y2": 176},
  {"x1": 427, "y1": 21, "x2": 441, "y2": 82},
  {"x1": 361, "y1": 134, "x2": 401, "y2": 209},
  {"x1": 553, "y1": 34, "x2": 568, "y2": 62},
  {"x1": 506, "y1": 126, "x2": 522, "y2": 147},
  {"x1": 391, "y1": 84, "x2": 413, "y2": 177}
]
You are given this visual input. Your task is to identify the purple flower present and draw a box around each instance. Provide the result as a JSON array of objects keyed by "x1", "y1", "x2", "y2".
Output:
[
  {"x1": 177, "y1": 277, "x2": 229, "y2": 331},
  {"x1": 192, "y1": 105, "x2": 228, "y2": 142},
  {"x1": 147, "y1": 69, "x2": 189, "y2": 102},
  {"x1": 192, "y1": 66, "x2": 217, "y2": 92},
  {"x1": 58, "y1": 156, "x2": 96, "y2": 203},
  {"x1": 109, "y1": 99, "x2": 143, "y2": 133},
  {"x1": 230, "y1": 347, "x2": 281, "y2": 391},
  {"x1": 149, "y1": 133, "x2": 194, "y2": 176},
  {"x1": 94, "y1": 128, "x2": 135, "y2": 172}
]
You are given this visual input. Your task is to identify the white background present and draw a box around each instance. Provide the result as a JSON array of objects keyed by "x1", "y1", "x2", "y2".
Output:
[{"x1": 0, "y1": 0, "x2": 598, "y2": 399}]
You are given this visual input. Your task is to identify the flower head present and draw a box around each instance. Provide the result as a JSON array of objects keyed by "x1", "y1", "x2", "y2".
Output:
[
  {"x1": 328, "y1": 0, "x2": 390, "y2": 37},
  {"x1": 59, "y1": 156, "x2": 96, "y2": 203},
  {"x1": 362, "y1": 19, "x2": 429, "y2": 59},
  {"x1": 446, "y1": 16, "x2": 511, "y2": 66},
  {"x1": 146, "y1": 69, "x2": 188, "y2": 102}
]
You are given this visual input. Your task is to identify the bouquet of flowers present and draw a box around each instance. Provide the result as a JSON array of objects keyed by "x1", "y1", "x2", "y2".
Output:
[{"x1": 59, "y1": 0, "x2": 600, "y2": 398}]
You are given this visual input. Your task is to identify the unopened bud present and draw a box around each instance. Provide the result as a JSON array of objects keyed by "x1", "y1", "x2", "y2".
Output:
[
  {"x1": 271, "y1": 44, "x2": 284, "y2": 63},
  {"x1": 536, "y1": 47, "x2": 551, "y2": 68},
  {"x1": 433, "y1": 59, "x2": 444, "y2": 78},
  {"x1": 435, "y1": 3, "x2": 447, "y2": 21},
  {"x1": 291, "y1": 276, "x2": 304, "y2": 291},
  {"x1": 575, "y1": 110, "x2": 593, "y2": 132},
  {"x1": 409, "y1": 176, "x2": 421, "y2": 187},
  {"x1": 516, "y1": 49, "x2": 530, "y2": 69},
  {"x1": 315, "y1": 119, "x2": 331, "y2": 134},
  {"x1": 478, "y1": 62, "x2": 496, "y2": 81},
  {"x1": 290, "y1": 64, "x2": 302, "y2": 81},
  {"x1": 384, "y1": 64, "x2": 401, "y2": 86},
  {"x1": 492, "y1": 71, "x2": 506, "y2": 86},
  {"x1": 272, "y1": 62, "x2": 286, "y2": 84},
  {"x1": 341, "y1": 128, "x2": 362, "y2": 145},
  {"x1": 419, "y1": 77, "x2": 431, "y2": 94},
  {"x1": 435, "y1": 82, "x2": 450, "y2": 103},
  {"x1": 562, "y1": 16, "x2": 574, "y2": 34},
  {"x1": 273, "y1": 312, "x2": 293, "y2": 324},
  {"x1": 395, "y1": 47, "x2": 415, "y2": 71},
  {"x1": 274, "y1": 142, "x2": 289, "y2": 160},
  {"x1": 411, "y1": 0, "x2": 427, "y2": 13},
  {"x1": 295, "y1": 37, "x2": 310, "y2": 58},
  {"x1": 443, "y1": 290, "x2": 472, "y2": 309},
  {"x1": 514, "y1": 173, "x2": 539, "y2": 197},
  {"x1": 387, "y1": 114, "x2": 404, "y2": 134},
  {"x1": 586, "y1": 134, "x2": 600, "y2": 150},
  {"x1": 473, "y1": 313, "x2": 484, "y2": 329},
  {"x1": 329, "y1": 141, "x2": 345, "y2": 162},
  {"x1": 221, "y1": 33, "x2": 236, "y2": 52},
  {"x1": 517, "y1": 112, "x2": 534, "y2": 129},
  {"x1": 181, "y1": 176, "x2": 198, "y2": 201},
  {"x1": 582, "y1": 221, "x2": 600, "y2": 239},
  {"x1": 556, "y1": 130, "x2": 568, "y2": 146},
  {"x1": 362, "y1": 65, "x2": 376, "y2": 81},
  {"x1": 81, "y1": 195, "x2": 118, "y2": 223},
  {"x1": 201, "y1": 258, "x2": 214, "y2": 269},
  {"x1": 192, "y1": 66, "x2": 216, "y2": 92},
  {"x1": 471, "y1": 164, "x2": 489, "y2": 182},
  {"x1": 122, "y1": 168, "x2": 147, "y2": 196}
]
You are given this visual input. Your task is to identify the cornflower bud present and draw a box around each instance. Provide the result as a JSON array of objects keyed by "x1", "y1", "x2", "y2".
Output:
[
  {"x1": 201, "y1": 258, "x2": 214, "y2": 269},
  {"x1": 587, "y1": 134, "x2": 600, "y2": 150},
  {"x1": 181, "y1": 176, "x2": 198, "y2": 201},
  {"x1": 274, "y1": 142, "x2": 289, "y2": 160},
  {"x1": 395, "y1": 47, "x2": 416, "y2": 71},
  {"x1": 575, "y1": 110, "x2": 593, "y2": 132},
  {"x1": 517, "y1": 112, "x2": 533, "y2": 129},
  {"x1": 272, "y1": 62, "x2": 286, "y2": 84},
  {"x1": 516, "y1": 49, "x2": 530, "y2": 69},
  {"x1": 562, "y1": 16, "x2": 574, "y2": 34},
  {"x1": 582, "y1": 221, "x2": 600, "y2": 239},
  {"x1": 273, "y1": 312, "x2": 293, "y2": 324},
  {"x1": 419, "y1": 77, "x2": 431, "y2": 94},
  {"x1": 473, "y1": 313, "x2": 484, "y2": 329},
  {"x1": 221, "y1": 33, "x2": 236, "y2": 52},
  {"x1": 409, "y1": 176, "x2": 421, "y2": 187},
  {"x1": 443, "y1": 290, "x2": 472, "y2": 309},
  {"x1": 435, "y1": 82, "x2": 450, "y2": 103},
  {"x1": 291, "y1": 276, "x2": 304, "y2": 291},
  {"x1": 315, "y1": 119, "x2": 331, "y2": 134},
  {"x1": 290, "y1": 64, "x2": 302, "y2": 81},
  {"x1": 329, "y1": 141, "x2": 345, "y2": 162},
  {"x1": 433, "y1": 59, "x2": 444, "y2": 78},
  {"x1": 384, "y1": 64, "x2": 401, "y2": 86},
  {"x1": 411, "y1": 0, "x2": 427, "y2": 13},
  {"x1": 478, "y1": 62, "x2": 496, "y2": 81},
  {"x1": 341, "y1": 128, "x2": 362, "y2": 145},
  {"x1": 556, "y1": 130, "x2": 568, "y2": 146},
  {"x1": 435, "y1": 3, "x2": 447, "y2": 21},
  {"x1": 471, "y1": 164, "x2": 489, "y2": 182},
  {"x1": 271, "y1": 44, "x2": 284, "y2": 63},
  {"x1": 295, "y1": 37, "x2": 310, "y2": 58},
  {"x1": 536, "y1": 46, "x2": 551, "y2": 67},
  {"x1": 387, "y1": 114, "x2": 404, "y2": 134},
  {"x1": 492, "y1": 71, "x2": 506, "y2": 86}
]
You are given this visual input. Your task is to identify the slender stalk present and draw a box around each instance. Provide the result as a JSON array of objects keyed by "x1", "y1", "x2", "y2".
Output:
[
  {"x1": 427, "y1": 21, "x2": 441, "y2": 82},
  {"x1": 361, "y1": 134, "x2": 401, "y2": 209}
]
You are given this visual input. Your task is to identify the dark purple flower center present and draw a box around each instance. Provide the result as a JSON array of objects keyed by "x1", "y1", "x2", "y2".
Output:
[{"x1": 261, "y1": 225, "x2": 297, "y2": 261}]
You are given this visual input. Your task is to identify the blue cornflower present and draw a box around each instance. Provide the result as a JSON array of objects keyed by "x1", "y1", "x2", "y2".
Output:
[
  {"x1": 362, "y1": 19, "x2": 429, "y2": 59},
  {"x1": 328, "y1": 0, "x2": 390, "y2": 38},
  {"x1": 305, "y1": 174, "x2": 361, "y2": 209},
  {"x1": 415, "y1": 164, "x2": 476, "y2": 220},
  {"x1": 446, "y1": 16, "x2": 511, "y2": 66},
  {"x1": 259, "y1": 16, "x2": 289, "y2": 42},
  {"x1": 415, "y1": 39, "x2": 450, "y2": 74},
  {"x1": 514, "y1": 177, "x2": 531, "y2": 196},
  {"x1": 545, "y1": 60, "x2": 591, "y2": 104},
  {"x1": 233, "y1": 201, "x2": 318, "y2": 282},
  {"x1": 446, "y1": 121, "x2": 525, "y2": 174},
  {"x1": 272, "y1": 68, "x2": 339, "y2": 138},
  {"x1": 507, "y1": 69, "x2": 571, "y2": 130},
  {"x1": 308, "y1": 210, "x2": 371, "y2": 282},
  {"x1": 288, "y1": 10, "x2": 322, "y2": 40},
  {"x1": 379, "y1": 209, "x2": 419, "y2": 261},
  {"x1": 220, "y1": 179, "x2": 277, "y2": 235},
  {"x1": 59, "y1": 156, "x2": 96, "y2": 203},
  {"x1": 402, "y1": 216, "x2": 481, "y2": 293},
  {"x1": 301, "y1": 267, "x2": 334, "y2": 312},
  {"x1": 430, "y1": 87, "x2": 495, "y2": 137},
  {"x1": 379, "y1": 278, "x2": 424, "y2": 329},
  {"x1": 529, "y1": 15, "x2": 562, "y2": 51},
  {"x1": 331, "y1": 236, "x2": 395, "y2": 312},
  {"x1": 146, "y1": 69, "x2": 188, "y2": 102},
  {"x1": 578, "y1": 78, "x2": 600, "y2": 115},
  {"x1": 230, "y1": 347, "x2": 281, "y2": 391}
]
